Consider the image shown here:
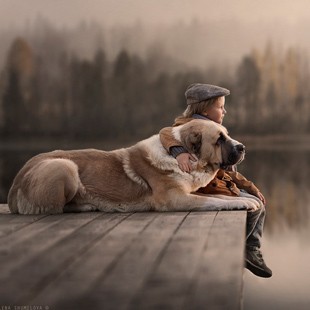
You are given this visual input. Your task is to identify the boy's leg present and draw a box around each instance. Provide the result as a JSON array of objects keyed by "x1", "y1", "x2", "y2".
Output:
[
  {"x1": 239, "y1": 191, "x2": 272, "y2": 278},
  {"x1": 246, "y1": 203, "x2": 265, "y2": 248}
]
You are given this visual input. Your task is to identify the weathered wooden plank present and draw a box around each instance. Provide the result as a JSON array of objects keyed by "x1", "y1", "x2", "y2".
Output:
[
  {"x1": 0, "y1": 204, "x2": 47, "y2": 237},
  {"x1": 0, "y1": 209, "x2": 246, "y2": 309},
  {"x1": 129, "y1": 211, "x2": 218, "y2": 309},
  {"x1": 43, "y1": 212, "x2": 190, "y2": 310},
  {"x1": 0, "y1": 212, "x2": 148, "y2": 305},
  {"x1": 29, "y1": 212, "x2": 165, "y2": 308},
  {"x1": 0, "y1": 213, "x2": 103, "y2": 278},
  {"x1": 95, "y1": 212, "x2": 193, "y2": 310},
  {"x1": 0, "y1": 212, "x2": 116, "y2": 304},
  {"x1": 184, "y1": 211, "x2": 247, "y2": 310},
  {"x1": 0, "y1": 214, "x2": 48, "y2": 237}
]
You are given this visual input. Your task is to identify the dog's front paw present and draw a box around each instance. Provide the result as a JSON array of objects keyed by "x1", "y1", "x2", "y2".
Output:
[
  {"x1": 222, "y1": 202, "x2": 247, "y2": 211},
  {"x1": 245, "y1": 201, "x2": 260, "y2": 211}
]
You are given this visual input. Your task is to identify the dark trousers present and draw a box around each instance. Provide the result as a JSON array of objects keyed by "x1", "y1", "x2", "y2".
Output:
[{"x1": 239, "y1": 191, "x2": 266, "y2": 249}]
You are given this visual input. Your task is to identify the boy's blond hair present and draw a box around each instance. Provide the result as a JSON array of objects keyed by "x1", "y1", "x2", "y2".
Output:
[{"x1": 174, "y1": 97, "x2": 219, "y2": 125}]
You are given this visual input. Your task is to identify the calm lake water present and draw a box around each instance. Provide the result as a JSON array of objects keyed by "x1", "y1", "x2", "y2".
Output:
[
  {"x1": 239, "y1": 149, "x2": 310, "y2": 310},
  {"x1": 0, "y1": 146, "x2": 309, "y2": 309}
]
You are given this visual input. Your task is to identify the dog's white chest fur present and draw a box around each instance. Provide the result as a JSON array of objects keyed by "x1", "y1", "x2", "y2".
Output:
[{"x1": 139, "y1": 135, "x2": 213, "y2": 191}]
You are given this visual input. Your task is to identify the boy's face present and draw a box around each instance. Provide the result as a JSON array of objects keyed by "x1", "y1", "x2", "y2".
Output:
[{"x1": 201, "y1": 96, "x2": 226, "y2": 124}]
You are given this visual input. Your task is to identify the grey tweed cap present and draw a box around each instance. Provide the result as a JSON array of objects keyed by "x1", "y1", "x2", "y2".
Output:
[{"x1": 185, "y1": 83, "x2": 230, "y2": 105}]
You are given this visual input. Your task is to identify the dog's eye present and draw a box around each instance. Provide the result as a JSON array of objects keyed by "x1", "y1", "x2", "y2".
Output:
[{"x1": 216, "y1": 133, "x2": 226, "y2": 146}]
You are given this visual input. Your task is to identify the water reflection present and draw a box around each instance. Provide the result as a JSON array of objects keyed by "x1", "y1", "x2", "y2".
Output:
[
  {"x1": 239, "y1": 149, "x2": 310, "y2": 310},
  {"x1": 0, "y1": 150, "x2": 39, "y2": 203},
  {"x1": 238, "y1": 150, "x2": 310, "y2": 232},
  {"x1": 244, "y1": 231, "x2": 310, "y2": 310}
]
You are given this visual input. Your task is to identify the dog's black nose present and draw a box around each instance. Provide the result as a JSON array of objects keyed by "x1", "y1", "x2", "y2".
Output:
[{"x1": 236, "y1": 144, "x2": 245, "y2": 153}]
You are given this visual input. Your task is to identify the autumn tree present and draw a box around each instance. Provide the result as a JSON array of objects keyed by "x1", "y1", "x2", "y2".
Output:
[
  {"x1": 2, "y1": 38, "x2": 35, "y2": 136},
  {"x1": 69, "y1": 50, "x2": 107, "y2": 137},
  {"x1": 235, "y1": 55, "x2": 261, "y2": 132}
]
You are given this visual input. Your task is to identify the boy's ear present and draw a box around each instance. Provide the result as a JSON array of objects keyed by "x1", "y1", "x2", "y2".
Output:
[{"x1": 185, "y1": 131, "x2": 202, "y2": 155}]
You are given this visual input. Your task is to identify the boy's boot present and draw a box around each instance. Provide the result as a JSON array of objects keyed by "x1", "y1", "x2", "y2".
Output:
[{"x1": 245, "y1": 246, "x2": 272, "y2": 278}]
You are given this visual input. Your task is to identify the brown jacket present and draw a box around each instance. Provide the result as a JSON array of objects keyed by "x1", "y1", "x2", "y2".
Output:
[{"x1": 159, "y1": 119, "x2": 261, "y2": 197}]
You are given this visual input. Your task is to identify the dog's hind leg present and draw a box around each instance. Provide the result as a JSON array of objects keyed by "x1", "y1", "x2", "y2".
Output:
[{"x1": 10, "y1": 158, "x2": 82, "y2": 214}]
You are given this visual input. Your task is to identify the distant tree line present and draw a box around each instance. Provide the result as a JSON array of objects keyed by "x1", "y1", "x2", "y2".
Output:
[
  {"x1": 0, "y1": 37, "x2": 309, "y2": 142},
  {"x1": 230, "y1": 44, "x2": 310, "y2": 134}
]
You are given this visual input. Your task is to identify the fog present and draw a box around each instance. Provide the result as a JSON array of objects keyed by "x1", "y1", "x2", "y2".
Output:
[
  {"x1": 2, "y1": 0, "x2": 310, "y2": 27},
  {"x1": 1, "y1": 0, "x2": 310, "y2": 71}
]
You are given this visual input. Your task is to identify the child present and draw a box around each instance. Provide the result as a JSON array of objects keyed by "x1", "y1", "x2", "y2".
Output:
[{"x1": 159, "y1": 83, "x2": 272, "y2": 278}]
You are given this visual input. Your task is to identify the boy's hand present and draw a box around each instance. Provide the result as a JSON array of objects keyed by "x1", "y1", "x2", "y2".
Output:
[
  {"x1": 176, "y1": 153, "x2": 198, "y2": 173},
  {"x1": 257, "y1": 191, "x2": 266, "y2": 205}
]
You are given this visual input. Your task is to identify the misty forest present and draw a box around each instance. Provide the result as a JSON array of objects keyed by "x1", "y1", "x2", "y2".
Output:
[{"x1": 0, "y1": 19, "x2": 310, "y2": 144}]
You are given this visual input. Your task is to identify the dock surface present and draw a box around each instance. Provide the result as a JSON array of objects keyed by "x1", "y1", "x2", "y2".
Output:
[{"x1": 0, "y1": 204, "x2": 246, "y2": 310}]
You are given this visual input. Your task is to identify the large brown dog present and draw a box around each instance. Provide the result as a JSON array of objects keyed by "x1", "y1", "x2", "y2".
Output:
[{"x1": 8, "y1": 120, "x2": 260, "y2": 214}]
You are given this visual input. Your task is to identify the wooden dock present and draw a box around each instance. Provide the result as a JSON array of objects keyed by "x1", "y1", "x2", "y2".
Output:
[{"x1": 0, "y1": 204, "x2": 246, "y2": 310}]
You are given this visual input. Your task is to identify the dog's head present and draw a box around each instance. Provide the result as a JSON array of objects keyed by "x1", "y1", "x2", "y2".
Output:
[{"x1": 178, "y1": 119, "x2": 245, "y2": 171}]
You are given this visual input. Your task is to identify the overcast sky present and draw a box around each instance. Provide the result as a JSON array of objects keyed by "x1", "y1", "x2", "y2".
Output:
[{"x1": 1, "y1": 0, "x2": 310, "y2": 28}]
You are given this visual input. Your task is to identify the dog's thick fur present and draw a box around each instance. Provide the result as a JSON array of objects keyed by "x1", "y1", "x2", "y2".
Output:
[{"x1": 8, "y1": 120, "x2": 261, "y2": 214}]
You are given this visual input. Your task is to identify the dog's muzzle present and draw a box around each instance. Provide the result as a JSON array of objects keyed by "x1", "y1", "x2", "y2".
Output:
[{"x1": 220, "y1": 142, "x2": 245, "y2": 169}]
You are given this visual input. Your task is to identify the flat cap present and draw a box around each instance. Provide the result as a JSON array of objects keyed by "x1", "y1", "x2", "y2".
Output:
[{"x1": 185, "y1": 83, "x2": 230, "y2": 105}]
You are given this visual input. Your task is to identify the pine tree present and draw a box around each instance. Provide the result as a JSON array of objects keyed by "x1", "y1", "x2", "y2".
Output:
[{"x1": 2, "y1": 38, "x2": 35, "y2": 136}]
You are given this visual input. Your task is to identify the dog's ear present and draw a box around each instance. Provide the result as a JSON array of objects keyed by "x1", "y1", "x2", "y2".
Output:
[{"x1": 185, "y1": 131, "x2": 202, "y2": 155}]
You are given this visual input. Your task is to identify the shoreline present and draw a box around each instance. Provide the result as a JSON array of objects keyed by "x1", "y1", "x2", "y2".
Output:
[{"x1": 1, "y1": 134, "x2": 310, "y2": 152}]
